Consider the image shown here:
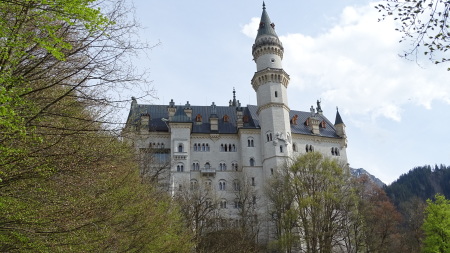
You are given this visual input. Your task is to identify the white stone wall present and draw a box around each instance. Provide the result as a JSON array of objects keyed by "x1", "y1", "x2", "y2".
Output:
[{"x1": 256, "y1": 54, "x2": 283, "y2": 71}]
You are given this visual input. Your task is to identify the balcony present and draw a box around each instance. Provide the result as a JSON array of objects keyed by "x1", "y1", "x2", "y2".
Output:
[
  {"x1": 200, "y1": 167, "x2": 216, "y2": 177},
  {"x1": 173, "y1": 151, "x2": 187, "y2": 160}
]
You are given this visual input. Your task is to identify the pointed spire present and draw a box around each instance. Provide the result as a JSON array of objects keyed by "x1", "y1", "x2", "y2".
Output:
[
  {"x1": 335, "y1": 107, "x2": 344, "y2": 125},
  {"x1": 256, "y1": 2, "x2": 278, "y2": 39}
]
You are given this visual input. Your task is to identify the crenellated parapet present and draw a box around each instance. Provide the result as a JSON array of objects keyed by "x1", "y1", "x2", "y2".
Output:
[
  {"x1": 252, "y1": 37, "x2": 284, "y2": 60},
  {"x1": 251, "y1": 68, "x2": 290, "y2": 91}
]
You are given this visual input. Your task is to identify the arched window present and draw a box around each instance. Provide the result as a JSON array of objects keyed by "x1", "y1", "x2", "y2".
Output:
[
  {"x1": 280, "y1": 145, "x2": 283, "y2": 153},
  {"x1": 219, "y1": 180, "x2": 226, "y2": 191},
  {"x1": 232, "y1": 162, "x2": 238, "y2": 171},
  {"x1": 194, "y1": 143, "x2": 197, "y2": 151},
  {"x1": 233, "y1": 180, "x2": 240, "y2": 191},
  {"x1": 177, "y1": 164, "x2": 184, "y2": 172},
  {"x1": 192, "y1": 162, "x2": 199, "y2": 171},
  {"x1": 220, "y1": 199, "x2": 227, "y2": 209},
  {"x1": 293, "y1": 143, "x2": 297, "y2": 152},
  {"x1": 306, "y1": 144, "x2": 314, "y2": 153},
  {"x1": 232, "y1": 144, "x2": 236, "y2": 151},
  {"x1": 219, "y1": 162, "x2": 226, "y2": 171},
  {"x1": 220, "y1": 144, "x2": 224, "y2": 152},
  {"x1": 202, "y1": 143, "x2": 206, "y2": 151},
  {"x1": 178, "y1": 143, "x2": 183, "y2": 152},
  {"x1": 205, "y1": 162, "x2": 211, "y2": 170},
  {"x1": 248, "y1": 137, "x2": 254, "y2": 147},
  {"x1": 190, "y1": 180, "x2": 198, "y2": 190},
  {"x1": 270, "y1": 133, "x2": 273, "y2": 141},
  {"x1": 206, "y1": 144, "x2": 210, "y2": 151},
  {"x1": 275, "y1": 91, "x2": 278, "y2": 97},
  {"x1": 250, "y1": 158, "x2": 255, "y2": 167}
]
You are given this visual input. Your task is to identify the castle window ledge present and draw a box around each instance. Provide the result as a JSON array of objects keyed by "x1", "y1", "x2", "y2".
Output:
[{"x1": 200, "y1": 168, "x2": 216, "y2": 177}]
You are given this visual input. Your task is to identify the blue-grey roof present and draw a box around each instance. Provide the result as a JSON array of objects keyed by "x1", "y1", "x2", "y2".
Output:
[
  {"x1": 256, "y1": 3, "x2": 278, "y2": 39},
  {"x1": 335, "y1": 109, "x2": 344, "y2": 125},
  {"x1": 126, "y1": 103, "x2": 341, "y2": 138}
]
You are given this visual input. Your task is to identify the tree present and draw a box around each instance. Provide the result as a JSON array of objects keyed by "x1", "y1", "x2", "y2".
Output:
[
  {"x1": 175, "y1": 180, "x2": 219, "y2": 252},
  {"x1": 0, "y1": 0, "x2": 193, "y2": 251},
  {"x1": 267, "y1": 152, "x2": 358, "y2": 253},
  {"x1": 359, "y1": 181, "x2": 403, "y2": 253},
  {"x1": 266, "y1": 168, "x2": 300, "y2": 253},
  {"x1": 376, "y1": 0, "x2": 450, "y2": 68},
  {"x1": 422, "y1": 194, "x2": 450, "y2": 253}
]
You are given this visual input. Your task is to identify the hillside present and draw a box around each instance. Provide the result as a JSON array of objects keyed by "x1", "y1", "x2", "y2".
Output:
[
  {"x1": 350, "y1": 168, "x2": 385, "y2": 187},
  {"x1": 384, "y1": 164, "x2": 450, "y2": 206}
]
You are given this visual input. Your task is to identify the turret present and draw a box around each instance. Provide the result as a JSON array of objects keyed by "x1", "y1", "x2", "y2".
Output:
[
  {"x1": 252, "y1": 2, "x2": 284, "y2": 71},
  {"x1": 334, "y1": 108, "x2": 346, "y2": 138}
]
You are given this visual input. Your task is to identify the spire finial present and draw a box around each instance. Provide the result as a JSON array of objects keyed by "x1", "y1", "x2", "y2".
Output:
[
  {"x1": 233, "y1": 87, "x2": 236, "y2": 100},
  {"x1": 263, "y1": 1, "x2": 266, "y2": 10}
]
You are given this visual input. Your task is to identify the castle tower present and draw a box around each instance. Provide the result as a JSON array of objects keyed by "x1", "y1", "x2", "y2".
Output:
[{"x1": 251, "y1": 3, "x2": 291, "y2": 176}]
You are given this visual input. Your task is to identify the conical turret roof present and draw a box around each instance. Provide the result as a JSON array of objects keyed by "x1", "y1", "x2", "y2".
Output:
[
  {"x1": 335, "y1": 108, "x2": 344, "y2": 125},
  {"x1": 256, "y1": 2, "x2": 278, "y2": 39}
]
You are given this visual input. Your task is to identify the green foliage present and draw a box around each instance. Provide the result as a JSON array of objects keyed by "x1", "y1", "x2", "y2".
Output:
[
  {"x1": 0, "y1": 0, "x2": 191, "y2": 251},
  {"x1": 267, "y1": 152, "x2": 357, "y2": 252},
  {"x1": 422, "y1": 194, "x2": 450, "y2": 253},
  {"x1": 376, "y1": 0, "x2": 450, "y2": 68}
]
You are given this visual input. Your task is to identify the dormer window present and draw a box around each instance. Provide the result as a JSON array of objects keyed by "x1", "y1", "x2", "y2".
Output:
[
  {"x1": 195, "y1": 114, "x2": 202, "y2": 122},
  {"x1": 223, "y1": 114, "x2": 229, "y2": 122},
  {"x1": 291, "y1": 115, "x2": 298, "y2": 125},
  {"x1": 243, "y1": 115, "x2": 249, "y2": 123},
  {"x1": 320, "y1": 121, "x2": 326, "y2": 128}
]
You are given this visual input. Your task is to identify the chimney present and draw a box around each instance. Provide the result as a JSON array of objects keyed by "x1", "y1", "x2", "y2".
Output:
[{"x1": 167, "y1": 99, "x2": 176, "y2": 120}]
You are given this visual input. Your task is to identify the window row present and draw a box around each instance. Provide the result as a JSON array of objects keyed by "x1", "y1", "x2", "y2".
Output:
[
  {"x1": 191, "y1": 162, "x2": 239, "y2": 171},
  {"x1": 247, "y1": 138, "x2": 254, "y2": 147},
  {"x1": 193, "y1": 143, "x2": 210, "y2": 151},
  {"x1": 331, "y1": 147, "x2": 341, "y2": 156},
  {"x1": 149, "y1": 142, "x2": 165, "y2": 149},
  {"x1": 306, "y1": 144, "x2": 314, "y2": 153},
  {"x1": 220, "y1": 144, "x2": 236, "y2": 152},
  {"x1": 187, "y1": 179, "x2": 256, "y2": 191}
]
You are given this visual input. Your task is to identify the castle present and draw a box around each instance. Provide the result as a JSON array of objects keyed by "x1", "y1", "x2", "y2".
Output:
[{"x1": 124, "y1": 2, "x2": 348, "y2": 241}]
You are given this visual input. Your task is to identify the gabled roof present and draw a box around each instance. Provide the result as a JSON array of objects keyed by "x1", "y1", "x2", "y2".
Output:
[{"x1": 126, "y1": 103, "x2": 341, "y2": 138}]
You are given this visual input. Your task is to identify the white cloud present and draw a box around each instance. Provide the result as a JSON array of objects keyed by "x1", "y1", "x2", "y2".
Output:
[
  {"x1": 242, "y1": 3, "x2": 450, "y2": 122},
  {"x1": 241, "y1": 17, "x2": 259, "y2": 38}
]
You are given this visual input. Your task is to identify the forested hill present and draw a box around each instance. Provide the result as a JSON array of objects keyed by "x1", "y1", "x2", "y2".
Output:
[{"x1": 385, "y1": 164, "x2": 450, "y2": 206}]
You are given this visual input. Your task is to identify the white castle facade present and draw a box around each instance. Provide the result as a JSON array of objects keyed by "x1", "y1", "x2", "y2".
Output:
[{"x1": 124, "y1": 3, "x2": 348, "y2": 241}]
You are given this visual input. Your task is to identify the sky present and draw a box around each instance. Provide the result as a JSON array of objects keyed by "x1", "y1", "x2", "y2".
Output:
[{"x1": 127, "y1": 0, "x2": 450, "y2": 185}]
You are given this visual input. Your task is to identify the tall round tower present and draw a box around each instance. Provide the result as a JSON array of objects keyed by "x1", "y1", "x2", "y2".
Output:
[{"x1": 251, "y1": 3, "x2": 291, "y2": 176}]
